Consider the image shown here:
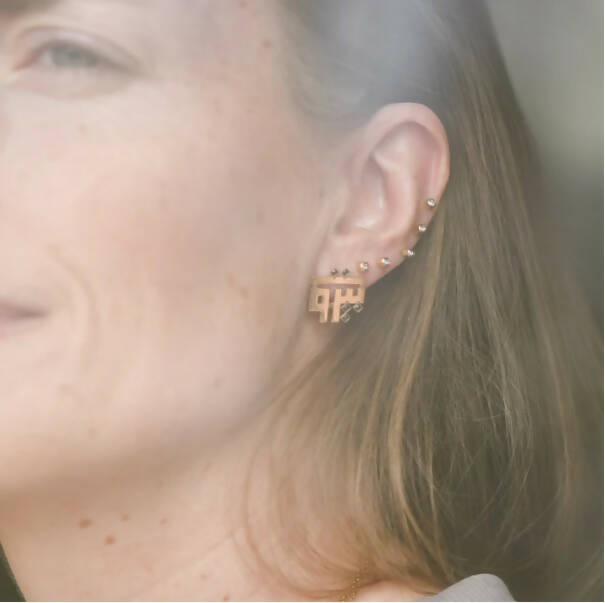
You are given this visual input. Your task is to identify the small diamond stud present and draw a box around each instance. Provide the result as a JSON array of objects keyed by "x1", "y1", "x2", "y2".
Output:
[
  {"x1": 342, "y1": 268, "x2": 350, "y2": 276},
  {"x1": 426, "y1": 198, "x2": 437, "y2": 208},
  {"x1": 378, "y1": 257, "x2": 391, "y2": 268},
  {"x1": 358, "y1": 261, "x2": 369, "y2": 272},
  {"x1": 402, "y1": 248, "x2": 415, "y2": 257},
  {"x1": 330, "y1": 268, "x2": 339, "y2": 276},
  {"x1": 418, "y1": 224, "x2": 427, "y2": 233}
]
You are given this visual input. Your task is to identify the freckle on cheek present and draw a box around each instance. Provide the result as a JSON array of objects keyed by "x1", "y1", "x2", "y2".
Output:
[
  {"x1": 160, "y1": 517, "x2": 168, "y2": 525},
  {"x1": 121, "y1": 513, "x2": 130, "y2": 521},
  {"x1": 104, "y1": 535, "x2": 116, "y2": 545},
  {"x1": 261, "y1": 38, "x2": 272, "y2": 50},
  {"x1": 78, "y1": 518, "x2": 92, "y2": 528},
  {"x1": 226, "y1": 273, "x2": 250, "y2": 301},
  {"x1": 222, "y1": 595, "x2": 230, "y2": 601},
  {"x1": 212, "y1": 376, "x2": 223, "y2": 389}
]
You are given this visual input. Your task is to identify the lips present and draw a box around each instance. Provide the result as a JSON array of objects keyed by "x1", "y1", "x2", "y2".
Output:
[
  {"x1": 0, "y1": 299, "x2": 47, "y2": 336},
  {"x1": 0, "y1": 299, "x2": 45, "y2": 319}
]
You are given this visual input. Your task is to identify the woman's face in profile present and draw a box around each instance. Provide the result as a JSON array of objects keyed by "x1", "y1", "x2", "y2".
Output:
[{"x1": 1, "y1": 0, "x2": 323, "y2": 491}]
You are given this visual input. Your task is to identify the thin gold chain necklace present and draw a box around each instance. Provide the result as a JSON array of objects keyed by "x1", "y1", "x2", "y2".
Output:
[{"x1": 338, "y1": 565, "x2": 366, "y2": 601}]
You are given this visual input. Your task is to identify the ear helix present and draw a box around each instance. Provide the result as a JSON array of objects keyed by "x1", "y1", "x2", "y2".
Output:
[{"x1": 308, "y1": 197, "x2": 438, "y2": 324}]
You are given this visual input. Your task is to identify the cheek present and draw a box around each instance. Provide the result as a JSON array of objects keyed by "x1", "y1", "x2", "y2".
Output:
[{"x1": 1, "y1": 89, "x2": 311, "y2": 486}]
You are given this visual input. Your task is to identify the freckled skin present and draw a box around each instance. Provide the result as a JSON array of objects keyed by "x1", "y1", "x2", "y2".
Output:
[
  {"x1": 0, "y1": 0, "x2": 340, "y2": 600},
  {"x1": 226, "y1": 273, "x2": 250, "y2": 301}
]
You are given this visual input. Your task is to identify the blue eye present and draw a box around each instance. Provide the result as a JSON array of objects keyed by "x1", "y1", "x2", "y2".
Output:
[{"x1": 35, "y1": 42, "x2": 114, "y2": 70}]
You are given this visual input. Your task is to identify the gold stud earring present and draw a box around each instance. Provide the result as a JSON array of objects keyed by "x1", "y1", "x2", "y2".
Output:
[{"x1": 377, "y1": 257, "x2": 391, "y2": 268}]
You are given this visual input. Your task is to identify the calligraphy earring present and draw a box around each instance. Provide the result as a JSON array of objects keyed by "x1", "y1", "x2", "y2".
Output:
[{"x1": 308, "y1": 265, "x2": 366, "y2": 324}]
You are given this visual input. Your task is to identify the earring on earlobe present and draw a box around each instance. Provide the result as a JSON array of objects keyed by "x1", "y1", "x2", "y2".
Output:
[{"x1": 308, "y1": 264, "x2": 366, "y2": 324}]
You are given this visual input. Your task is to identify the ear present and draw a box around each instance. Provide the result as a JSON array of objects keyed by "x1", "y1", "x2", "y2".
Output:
[{"x1": 316, "y1": 102, "x2": 450, "y2": 288}]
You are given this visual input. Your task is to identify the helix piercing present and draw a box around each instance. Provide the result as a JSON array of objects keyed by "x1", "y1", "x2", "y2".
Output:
[{"x1": 309, "y1": 197, "x2": 438, "y2": 324}]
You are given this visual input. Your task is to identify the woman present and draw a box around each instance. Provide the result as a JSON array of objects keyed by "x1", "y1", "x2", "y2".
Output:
[{"x1": 0, "y1": 0, "x2": 601, "y2": 600}]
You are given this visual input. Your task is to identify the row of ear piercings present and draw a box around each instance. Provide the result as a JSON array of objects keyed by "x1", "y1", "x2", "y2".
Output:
[{"x1": 308, "y1": 198, "x2": 438, "y2": 324}]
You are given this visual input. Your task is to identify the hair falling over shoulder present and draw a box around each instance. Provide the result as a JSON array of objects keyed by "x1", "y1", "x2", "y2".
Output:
[{"x1": 235, "y1": 2, "x2": 603, "y2": 601}]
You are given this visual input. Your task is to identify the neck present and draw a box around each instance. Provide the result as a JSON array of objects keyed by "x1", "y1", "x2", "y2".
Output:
[{"x1": 0, "y1": 416, "x2": 307, "y2": 601}]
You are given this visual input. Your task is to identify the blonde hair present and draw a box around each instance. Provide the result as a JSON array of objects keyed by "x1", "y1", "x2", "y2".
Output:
[{"x1": 236, "y1": 1, "x2": 603, "y2": 601}]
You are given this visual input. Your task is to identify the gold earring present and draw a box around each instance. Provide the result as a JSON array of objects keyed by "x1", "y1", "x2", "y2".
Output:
[{"x1": 308, "y1": 266, "x2": 365, "y2": 324}]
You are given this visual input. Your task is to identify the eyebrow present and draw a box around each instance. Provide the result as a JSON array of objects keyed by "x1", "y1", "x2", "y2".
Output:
[
  {"x1": 0, "y1": 0, "x2": 56, "y2": 13},
  {"x1": 0, "y1": 0, "x2": 140, "y2": 16}
]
